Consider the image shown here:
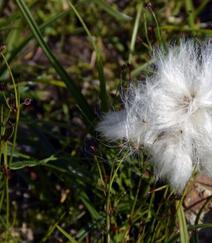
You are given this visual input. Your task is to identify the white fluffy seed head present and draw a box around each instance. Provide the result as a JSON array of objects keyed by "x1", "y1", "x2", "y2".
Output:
[{"x1": 97, "y1": 40, "x2": 212, "y2": 193}]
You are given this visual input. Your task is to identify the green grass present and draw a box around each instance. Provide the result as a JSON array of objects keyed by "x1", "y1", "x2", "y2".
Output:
[{"x1": 0, "y1": 0, "x2": 211, "y2": 242}]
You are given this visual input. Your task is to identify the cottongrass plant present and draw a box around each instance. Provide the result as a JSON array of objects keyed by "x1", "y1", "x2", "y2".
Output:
[{"x1": 97, "y1": 40, "x2": 212, "y2": 192}]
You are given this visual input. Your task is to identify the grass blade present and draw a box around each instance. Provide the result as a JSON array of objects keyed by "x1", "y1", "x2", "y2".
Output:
[
  {"x1": 56, "y1": 224, "x2": 78, "y2": 243},
  {"x1": 80, "y1": 193, "x2": 101, "y2": 220},
  {"x1": 10, "y1": 155, "x2": 56, "y2": 170},
  {"x1": 41, "y1": 212, "x2": 66, "y2": 242},
  {"x1": 176, "y1": 200, "x2": 189, "y2": 243},
  {"x1": 185, "y1": 0, "x2": 195, "y2": 29},
  {"x1": 1, "y1": 52, "x2": 20, "y2": 167},
  {"x1": 148, "y1": 8, "x2": 165, "y2": 50},
  {"x1": 16, "y1": 0, "x2": 95, "y2": 125},
  {"x1": 193, "y1": 0, "x2": 209, "y2": 19},
  {"x1": 91, "y1": 0, "x2": 132, "y2": 21},
  {"x1": 128, "y1": 3, "x2": 143, "y2": 64}
]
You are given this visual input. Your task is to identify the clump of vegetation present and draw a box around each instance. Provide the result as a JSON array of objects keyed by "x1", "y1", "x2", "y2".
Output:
[{"x1": 0, "y1": 0, "x2": 211, "y2": 242}]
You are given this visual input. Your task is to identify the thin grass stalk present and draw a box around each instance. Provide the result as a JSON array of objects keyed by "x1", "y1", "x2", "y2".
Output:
[
  {"x1": 3, "y1": 143, "x2": 10, "y2": 239},
  {"x1": 1, "y1": 53, "x2": 20, "y2": 166},
  {"x1": 41, "y1": 212, "x2": 66, "y2": 242},
  {"x1": 106, "y1": 164, "x2": 114, "y2": 243},
  {"x1": 143, "y1": 12, "x2": 153, "y2": 51},
  {"x1": 128, "y1": 3, "x2": 143, "y2": 64},
  {"x1": 193, "y1": 0, "x2": 209, "y2": 19},
  {"x1": 0, "y1": 106, "x2": 4, "y2": 216},
  {"x1": 91, "y1": 0, "x2": 132, "y2": 22},
  {"x1": 149, "y1": 8, "x2": 165, "y2": 50},
  {"x1": 68, "y1": 0, "x2": 109, "y2": 112},
  {"x1": 176, "y1": 200, "x2": 189, "y2": 243},
  {"x1": 185, "y1": 0, "x2": 195, "y2": 29},
  {"x1": 123, "y1": 176, "x2": 142, "y2": 240},
  {"x1": 56, "y1": 224, "x2": 78, "y2": 243},
  {"x1": 106, "y1": 155, "x2": 126, "y2": 242},
  {"x1": 160, "y1": 25, "x2": 212, "y2": 35}
]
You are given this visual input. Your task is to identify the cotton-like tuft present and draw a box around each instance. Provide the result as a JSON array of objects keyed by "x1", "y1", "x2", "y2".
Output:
[{"x1": 97, "y1": 40, "x2": 212, "y2": 192}]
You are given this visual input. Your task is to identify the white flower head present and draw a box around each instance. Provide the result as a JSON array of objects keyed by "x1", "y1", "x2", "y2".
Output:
[{"x1": 97, "y1": 40, "x2": 212, "y2": 192}]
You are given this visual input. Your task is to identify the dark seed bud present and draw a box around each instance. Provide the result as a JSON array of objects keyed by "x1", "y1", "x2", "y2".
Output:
[
  {"x1": 23, "y1": 98, "x2": 32, "y2": 106},
  {"x1": 0, "y1": 45, "x2": 6, "y2": 53},
  {"x1": 145, "y1": 2, "x2": 153, "y2": 10}
]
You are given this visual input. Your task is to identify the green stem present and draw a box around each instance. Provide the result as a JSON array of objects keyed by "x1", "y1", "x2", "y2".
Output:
[
  {"x1": 176, "y1": 199, "x2": 189, "y2": 243},
  {"x1": 1, "y1": 53, "x2": 20, "y2": 166},
  {"x1": 4, "y1": 142, "x2": 10, "y2": 238},
  {"x1": 128, "y1": 3, "x2": 143, "y2": 64},
  {"x1": 106, "y1": 165, "x2": 114, "y2": 243},
  {"x1": 106, "y1": 156, "x2": 125, "y2": 242},
  {"x1": 185, "y1": 0, "x2": 195, "y2": 30}
]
